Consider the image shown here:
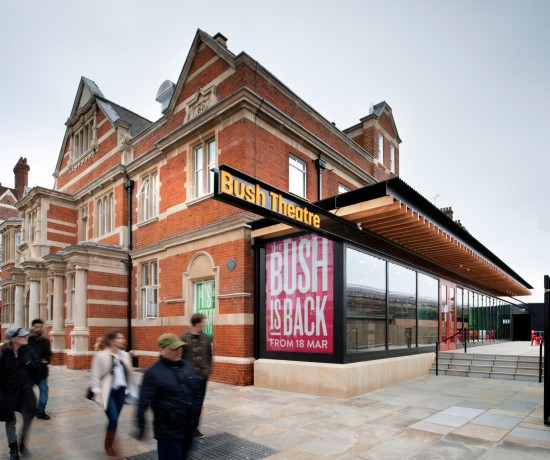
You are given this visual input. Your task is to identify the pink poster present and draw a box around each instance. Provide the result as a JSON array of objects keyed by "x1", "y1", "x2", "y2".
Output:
[{"x1": 265, "y1": 234, "x2": 334, "y2": 353}]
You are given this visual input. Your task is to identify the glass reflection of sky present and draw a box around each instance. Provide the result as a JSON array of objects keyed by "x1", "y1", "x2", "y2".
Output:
[{"x1": 346, "y1": 248, "x2": 385, "y2": 289}]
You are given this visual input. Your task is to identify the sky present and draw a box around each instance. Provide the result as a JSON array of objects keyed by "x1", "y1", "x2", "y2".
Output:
[{"x1": 1, "y1": 0, "x2": 548, "y2": 302}]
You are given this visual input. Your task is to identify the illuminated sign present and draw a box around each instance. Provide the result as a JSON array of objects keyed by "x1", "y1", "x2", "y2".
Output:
[
  {"x1": 265, "y1": 234, "x2": 334, "y2": 353},
  {"x1": 213, "y1": 165, "x2": 325, "y2": 231}
]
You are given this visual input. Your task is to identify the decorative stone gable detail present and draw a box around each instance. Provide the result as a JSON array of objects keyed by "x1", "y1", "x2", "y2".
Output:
[
  {"x1": 186, "y1": 85, "x2": 218, "y2": 121},
  {"x1": 118, "y1": 129, "x2": 133, "y2": 165}
]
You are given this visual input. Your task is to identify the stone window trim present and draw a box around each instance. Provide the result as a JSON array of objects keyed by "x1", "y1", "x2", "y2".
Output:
[
  {"x1": 25, "y1": 207, "x2": 40, "y2": 244},
  {"x1": 188, "y1": 135, "x2": 217, "y2": 201},
  {"x1": 138, "y1": 170, "x2": 159, "y2": 223},
  {"x1": 390, "y1": 143, "x2": 396, "y2": 174},
  {"x1": 377, "y1": 131, "x2": 384, "y2": 163},
  {"x1": 68, "y1": 111, "x2": 98, "y2": 171},
  {"x1": 289, "y1": 154, "x2": 307, "y2": 198},
  {"x1": 96, "y1": 191, "x2": 115, "y2": 237},
  {"x1": 140, "y1": 260, "x2": 159, "y2": 319}
]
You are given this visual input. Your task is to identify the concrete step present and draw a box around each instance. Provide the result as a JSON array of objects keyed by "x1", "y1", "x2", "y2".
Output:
[
  {"x1": 490, "y1": 372, "x2": 516, "y2": 380},
  {"x1": 447, "y1": 369, "x2": 469, "y2": 377},
  {"x1": 468, "y1": 371, "x2": 491, "y2": 378},
  {"x1": 515, "y1": 373, "x2": 542, "y2": 382}
]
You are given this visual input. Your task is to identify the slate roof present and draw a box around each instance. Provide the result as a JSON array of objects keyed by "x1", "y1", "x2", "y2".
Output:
[{"x1": 100, "y1": 98, "x2": 153, "y2": 137}]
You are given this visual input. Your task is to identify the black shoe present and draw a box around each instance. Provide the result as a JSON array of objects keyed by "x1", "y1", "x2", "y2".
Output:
[
  {"x1": 193, "y1": 429, "x2": 205, "y2": 438},
  {"x1": 8, "y1": 441, "x2": 19, "y2": 460},
  {"x1": 36, "y1": 411, "x2": 51, "y2": 420},
  {"x1": 18, "y1": 437, "x2": 28, "y2": 457}
]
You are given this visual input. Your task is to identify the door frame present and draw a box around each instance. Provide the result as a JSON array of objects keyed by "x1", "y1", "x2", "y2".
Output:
[{"x1": 439, "y1": 279, "x2": 457, "y2": 350}]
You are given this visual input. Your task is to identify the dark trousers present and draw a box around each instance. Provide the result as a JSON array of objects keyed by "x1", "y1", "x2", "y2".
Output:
[
  {"x1": 36, "y1": 378, "x2": 49, "y2": 412},
  {"x1": 196, "y1": 378, "x2": 207, "y2": 427},
  {"x1": 157, "y1": 436, "x2": 193, "y2": 460},
  {"x1": 105, "y1": 387, "x2": 126, "y2": 432}
]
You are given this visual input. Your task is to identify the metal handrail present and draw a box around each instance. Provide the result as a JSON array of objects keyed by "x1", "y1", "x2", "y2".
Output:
[
  {"x1": 540, "y1": 338, "x2": 544, "y2": 383},
  {"x1": 435, "y1": 328, "x2": 466, "y2": 376}
]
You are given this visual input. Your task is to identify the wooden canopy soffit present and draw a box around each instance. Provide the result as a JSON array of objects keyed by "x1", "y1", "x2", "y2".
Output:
[
  {"x1": 251, "y1": 195, "x2": 530, "y2": 297},
  {"x1": 333, "y1": 195, "x2": 530, "y2": 296}
]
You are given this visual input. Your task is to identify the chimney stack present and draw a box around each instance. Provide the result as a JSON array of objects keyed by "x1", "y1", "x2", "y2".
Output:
[
  {"x1": 440, "y1": 206, "x2": 454, "y2": 220},
  {"x1": 213, "y1": 32, "x2": 228, "y2": 49},
  {"x1": 13, "y1": 157, "x2": 30, "y2": 199}
]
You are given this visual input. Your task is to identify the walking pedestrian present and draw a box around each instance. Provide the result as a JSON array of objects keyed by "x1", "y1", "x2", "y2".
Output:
[
  {"x1": 0, "y1": 326, "x2": 40, "y2": 459},
  {"x1": 181, "y1": 313, "x2": 212, "y2": 438},
  {"x1": 136, "y1": 333, "x2": 200, "y2": 460},
  {"x1": 27, "y1": 319, "x2": 51, "y2": 420},
  {"x1": 90, "y1": 330, "x2": 136, "y2": 457}
]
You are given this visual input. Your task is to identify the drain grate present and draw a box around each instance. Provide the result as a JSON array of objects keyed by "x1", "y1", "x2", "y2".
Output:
[{"x1": 128, "y1": 432, "x2": 279, "y2": 459}]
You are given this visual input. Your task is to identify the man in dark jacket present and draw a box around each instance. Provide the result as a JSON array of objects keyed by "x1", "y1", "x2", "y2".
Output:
[
  {"x1": 181, "y1": 313, "x2": 212, "y2": 438},
  {"x1": 0, "y1": 326, "x2": 40, "y2": 460},
  {"x1": 136, "y1": 333, "x2": 199, "y2": 460},
  {"x1": 27, "y1": 319, "x2": 51, "y2": 420}
]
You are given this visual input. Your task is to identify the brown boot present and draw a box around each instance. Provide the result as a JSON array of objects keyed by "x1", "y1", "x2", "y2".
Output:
[{"x1": 104, "y1": 430, "x2": 117, "y2": 457}]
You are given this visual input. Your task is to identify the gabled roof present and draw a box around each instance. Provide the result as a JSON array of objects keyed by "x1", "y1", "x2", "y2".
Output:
[
  {"x1": 55, "y1": 77, "x2": 153, "y2": 178},
  {"x1": 164, "y1": 29, "x2": 237, "y2": 115},
  {"x1": 0, "y1": 185, "x2": 17, "y2": 202},
  {"x1": 67, "y1": 77, "x2": 152, "y2": 135},
  {"x1": 356, "y1": 101, "x2": 402, "y2": 143},
  {"x1": 68, "y1": 77, "x2": 104, "y2": 119}
]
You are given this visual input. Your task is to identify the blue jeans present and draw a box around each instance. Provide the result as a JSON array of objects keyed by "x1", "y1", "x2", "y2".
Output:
[
  {"x1": 36, "y1": 378, "x2": 49, "y2": 413},
  {"x1": 157, "y1": 437, "x2": 193, "y2": 460},
  {"x1": 105, "y1": 387, "x2": 126, "y2": 432}
]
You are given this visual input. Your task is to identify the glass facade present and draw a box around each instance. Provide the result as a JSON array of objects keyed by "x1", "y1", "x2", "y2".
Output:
[
  {"x1": 346, "y1": 249, "x2": 386, "y2": 352},
  {"x1": 343, "y1": 244, "x2": 513, "y2": 358},
  {"x1": 388, "y1": 263, "x2": 416, "y2": 350}
]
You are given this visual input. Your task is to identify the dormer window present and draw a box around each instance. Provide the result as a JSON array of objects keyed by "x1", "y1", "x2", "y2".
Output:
[
  {"x1": 74, "y1": 120, "x2": 94, "y2": 159},
  {"x1": 390, "y1": 144, "x2": 395, "y2": 173}
]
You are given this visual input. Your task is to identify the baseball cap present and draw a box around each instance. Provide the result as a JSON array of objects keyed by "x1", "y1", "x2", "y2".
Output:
[
  {"x1": 5, "y1": 326, "x2": 31, "y2": 340},
  {"x1": 157, "y1": 333, "x2": 186, "y2": 350}
]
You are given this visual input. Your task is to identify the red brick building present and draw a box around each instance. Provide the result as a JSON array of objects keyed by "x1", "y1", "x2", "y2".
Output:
[{"x1": 0, "y1": 30, "x2": 530, "y2": 394}]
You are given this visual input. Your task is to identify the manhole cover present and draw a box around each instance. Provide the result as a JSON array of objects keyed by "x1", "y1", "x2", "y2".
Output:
[{"x1": 128, "y1": 432, "x2": 279, "y2": 459}]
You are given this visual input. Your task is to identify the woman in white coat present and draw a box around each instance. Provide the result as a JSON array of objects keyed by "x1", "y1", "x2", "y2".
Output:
[{"x1": 90, "y1": 330, "x2": 136, "y2": 457}]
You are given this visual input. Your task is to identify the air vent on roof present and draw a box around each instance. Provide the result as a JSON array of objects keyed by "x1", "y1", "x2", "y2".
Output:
[{"x1": 156, "y1": 80, "x2": 176, "y2": 113}]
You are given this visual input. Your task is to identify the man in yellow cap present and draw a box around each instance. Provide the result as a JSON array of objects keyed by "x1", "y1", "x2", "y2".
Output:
[{"x1": 136, "y1": 333, "x2": 200, "y2": 460}]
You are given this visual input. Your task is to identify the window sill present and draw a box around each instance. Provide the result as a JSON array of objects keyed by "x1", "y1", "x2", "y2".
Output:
[
  {"x1": 186, "y1": 192, "x2": 213, "y2": 207},
  {"x1": 137, "y1": 216, "x2": 159, "y2": 228}
]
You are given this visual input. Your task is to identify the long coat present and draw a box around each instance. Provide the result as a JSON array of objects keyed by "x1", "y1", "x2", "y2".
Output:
[
  {"x1": 90, "y1": 348, "x2": 137, "y2": 411},
  {"x1": 0, "y1": 343, "x2": 38, "y2": 422}
]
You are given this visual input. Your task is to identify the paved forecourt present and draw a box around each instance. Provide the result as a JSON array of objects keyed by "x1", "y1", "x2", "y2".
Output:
[{"x1": 0, "y1": 341, "x2": 548, "y2": 459}]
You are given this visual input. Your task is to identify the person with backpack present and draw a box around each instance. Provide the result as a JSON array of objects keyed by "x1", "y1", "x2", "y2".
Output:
[
  {"x1": 0, "y1": 326, "x2": 40, "y2": 459},
  {"x1": 90, "y1": 330, "x2": 135, "y2": 457}
]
